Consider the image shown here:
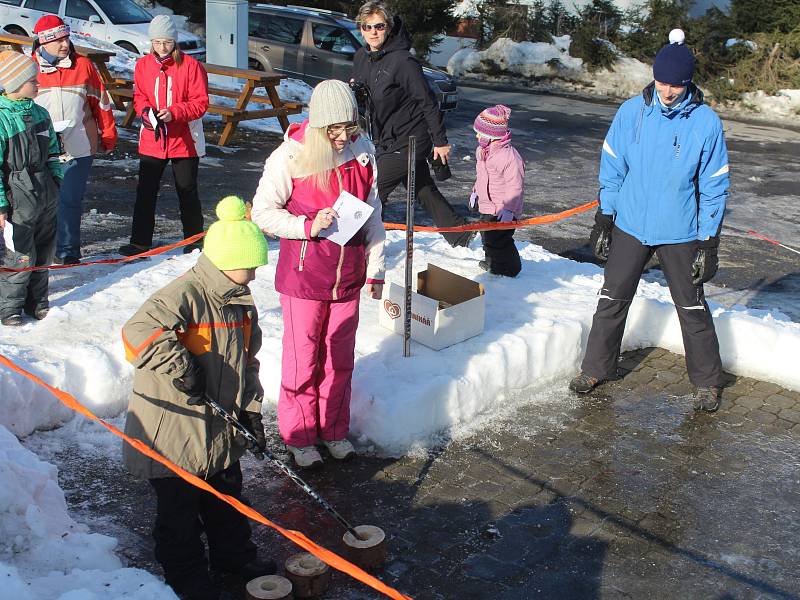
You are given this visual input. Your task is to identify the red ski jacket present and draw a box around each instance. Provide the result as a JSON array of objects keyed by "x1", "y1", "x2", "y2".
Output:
[{"x1": 133, "y1": 52, "x2": 208, "y2": 159}]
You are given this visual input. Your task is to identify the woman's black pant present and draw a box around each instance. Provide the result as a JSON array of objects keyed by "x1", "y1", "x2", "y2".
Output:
[
  {"x1": 130, "y1": 155, "x2": 203, "y2": 247},
  {"x1": 376, "y1": 150, "x2": 471, "y2": 248}
]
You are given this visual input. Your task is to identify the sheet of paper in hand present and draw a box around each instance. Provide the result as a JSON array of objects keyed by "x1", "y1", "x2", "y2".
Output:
[
  {"x1": 52, "y1": 120, "x2": 73, "y2": 133},
  {"x1": 3, "y1": 222, "x2": 15, "y2": 253},
  {"x1": 318, "y1": 190, "x2": 374, "y2": 246}
]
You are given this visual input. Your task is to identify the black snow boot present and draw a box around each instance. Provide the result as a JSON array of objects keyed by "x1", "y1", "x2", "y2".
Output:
[
  {"x1": 173, "y1": 578, "x2": 232, "y2": 600},
  {"x1": 568, "y1": 372, "x2": 603, "y2": 394},
  {"x1": 1, "y1": 314, "x2": 23, "y2": 327},
  {"x1": 211, "y1": 558, "x2": 277, "y2": 586},
  {"x1": 694, "y1": 386, "x2": 721, "y2": 413}
]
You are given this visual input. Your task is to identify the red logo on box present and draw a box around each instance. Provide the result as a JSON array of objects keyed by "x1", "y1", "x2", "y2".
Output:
[{"x1": 383, "y1": 299, "x2": 401, "y2": 319}]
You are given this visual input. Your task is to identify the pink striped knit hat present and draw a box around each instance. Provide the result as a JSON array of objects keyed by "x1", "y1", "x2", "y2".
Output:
[{"x1": 473, "y1": 104, "x2": 511, "y2": 140}]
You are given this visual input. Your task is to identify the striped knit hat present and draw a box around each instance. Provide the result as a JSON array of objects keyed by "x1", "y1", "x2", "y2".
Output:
[
  {"x1": 34, "y1": 15, "x2": 71, "y2": 44},
  {"x1": 473, "y1": 104, "x2": 512, "y2": 140},
  {"x1": 0, "y1": 51, "x2": 38, "y2": 94}
]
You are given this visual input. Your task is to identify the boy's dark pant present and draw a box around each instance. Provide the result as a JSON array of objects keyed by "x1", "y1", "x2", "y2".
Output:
[
  {"x1": 377, "y1": 151, "x2": 472, "y2": 248},
  {"x1": 581, "y1": 227, "x2": 723, "y2": 388},
  {"x1": 131, "y1": 156, "x2": 203, "y2": 247},
  {"x1": 479, "y1": 213, "x2": 521, "y2": 277},
  {"x1": 0, "y1": 187, "x2": 56, "y2": 319},
  {"x1": 149, "y1": 461, "x2": 256, "y2": 591}
]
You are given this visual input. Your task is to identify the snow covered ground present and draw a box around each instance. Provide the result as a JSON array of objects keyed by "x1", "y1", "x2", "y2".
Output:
[{"x1": 2, "y1": 234, "x2": 799, "y2": 596}]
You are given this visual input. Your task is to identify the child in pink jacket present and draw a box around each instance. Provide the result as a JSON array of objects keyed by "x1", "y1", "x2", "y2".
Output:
[{"x1": 470, "y1": 105, "x2": 524, "y2": 277}]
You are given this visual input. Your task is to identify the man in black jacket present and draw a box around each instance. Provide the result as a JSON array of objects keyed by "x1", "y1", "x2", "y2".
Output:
[{"x1": 352, "y1": 1, "x2": 472, "y2": 248}]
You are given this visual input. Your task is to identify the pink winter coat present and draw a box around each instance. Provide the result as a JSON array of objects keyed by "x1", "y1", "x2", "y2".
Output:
[
  {"x1": 474, "y1": 134, "x2": 525, "y2": 218},
  {"x1": 250, "y1": 121, "x2": 385, "y2": 302}
]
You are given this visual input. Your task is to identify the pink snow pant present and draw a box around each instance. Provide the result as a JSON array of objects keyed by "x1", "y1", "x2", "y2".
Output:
[{"x1": 278, "y1": 294, "x2": 360, "y2": 447}]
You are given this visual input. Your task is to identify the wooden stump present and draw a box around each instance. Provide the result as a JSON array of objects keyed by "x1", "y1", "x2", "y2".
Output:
[
  {"x1": 246, "y1": 574, "x2": 293, "y2": 600},
  {"x1": 284, "y1": 553, "x2": 331, "y2": 598},
  {"x1": 342, "y1": 525, "x2": 386, "y2": 570}
]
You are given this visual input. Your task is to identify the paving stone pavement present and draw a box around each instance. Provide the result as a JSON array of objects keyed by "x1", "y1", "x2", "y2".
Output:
[{"x1": 36, "y1": 348, "x2": 800, "y2": 600}]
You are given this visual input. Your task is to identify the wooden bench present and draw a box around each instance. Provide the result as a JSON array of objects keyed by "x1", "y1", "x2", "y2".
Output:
[
  {"x1": 0, "y1": 31, "x2": 127, "y2": 110},
  {"x1": 114, "y1": 62, "x2": 303, "y2": 146},
  {"x1": 0, "y1": 32, "x2": 303, "y2": 145}
]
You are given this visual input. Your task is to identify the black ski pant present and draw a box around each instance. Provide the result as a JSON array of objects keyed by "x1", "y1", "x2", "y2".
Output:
[
  {"x1": 149, "y1": 461, "x2": 257, "y2": 591},
  {"x1": 581, "y1": 227, "x2": 723, "y2": 388},
  {"x1": 0, "y1": 185, "x2": 56, "y2": 320},
  {"x1": 131, "y1": 156, "x2": 203, "y2": 247},
  {"x1": 480, "y1": 214, "x2": 521, "y2": 277},
  {"x1": 377, "y1": 151, "x2": 471, "y2": 248}
]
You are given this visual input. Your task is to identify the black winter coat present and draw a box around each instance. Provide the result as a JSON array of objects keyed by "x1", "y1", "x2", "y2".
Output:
[{"x1": 352, "y1": 17, "x2": 447, "y2": 159}]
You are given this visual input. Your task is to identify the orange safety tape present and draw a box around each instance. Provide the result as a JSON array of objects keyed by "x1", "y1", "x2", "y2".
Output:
[
  {"x1": 0, "y1": 232, "x2": 207, "y2": 273},
  {"x1": 0, "y1": 200, "x2": 597, "y2": 274},
  {"x1": 0, "y1": 354, "x2": 412, "y2": 600},
  {"x1": 384, "y1": 200, "x2": 599, "y2": 232}
]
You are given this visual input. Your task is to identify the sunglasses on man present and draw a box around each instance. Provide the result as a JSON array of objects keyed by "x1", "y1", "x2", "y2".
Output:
[{"x1": 360, "y1": 22, "x2": 388, "y2": 31}]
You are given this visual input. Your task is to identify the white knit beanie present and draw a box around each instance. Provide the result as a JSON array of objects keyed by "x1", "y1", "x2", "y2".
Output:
[
  {"x1": 308, "y1": 80, "x2": 358, "y2": 128},
  {"x1": 148, "y1": 15, "x2": 178, "y2": 41}
]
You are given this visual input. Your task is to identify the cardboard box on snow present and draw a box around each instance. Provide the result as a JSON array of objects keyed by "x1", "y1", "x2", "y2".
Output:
[{"x1": 379, "y1": 264, "x2": 485, "y2": 350}]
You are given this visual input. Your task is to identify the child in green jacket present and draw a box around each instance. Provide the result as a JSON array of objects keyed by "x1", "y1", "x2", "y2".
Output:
[{"x1": 0, "y1": 50, "x2": 62, "y2": 326}]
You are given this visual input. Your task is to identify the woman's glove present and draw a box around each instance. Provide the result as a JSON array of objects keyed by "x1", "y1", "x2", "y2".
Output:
[
  {"x1": 497, "y1": 209, "x2": 514, "y2": 223},
  {"x1": 691, "y1": 237, "x2": 720, "y2": 285},
  {"x1": 172, "y1": 361, "x2": 205, "y2": 406},
  {"x1": 589, "y1": 209, "x2": 614, "y2": 262}
]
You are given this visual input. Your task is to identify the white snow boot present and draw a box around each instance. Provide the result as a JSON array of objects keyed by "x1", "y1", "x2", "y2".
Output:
[
  {"x1": 323, "y1": 439, "x2": 355, "y2": 460},
  {"x1": 287, "y1": 445, "x2": 323, "y2": 469}
]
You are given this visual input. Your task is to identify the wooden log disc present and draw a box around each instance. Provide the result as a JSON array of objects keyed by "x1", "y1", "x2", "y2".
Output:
[
  {"x1": 342, "y1": 524, "x2": 387, "y2": 570},
  {"x1": 284, "y1": 552, "x2": 331, "y2": 598},
  {"x1": 246, "y1": 574, "x2": 293, "y2": 600}
]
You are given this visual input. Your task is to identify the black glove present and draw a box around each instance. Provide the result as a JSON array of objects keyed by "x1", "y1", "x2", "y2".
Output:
[
  {"x1": 692, "y1": 237, "x2": 720, "y2": 285},
  {"x1": 141, "y1": 107, "x2": 158, "y2": 131},
  {"x1": 589, "y1": 209, "x2": 614, "y2": 262},
  {"x1": 172, "y1": 361, "x2": 205, "y2": 406},
  {"x1": 241, "y1": 410, "x2": 266, "y2": 452}
]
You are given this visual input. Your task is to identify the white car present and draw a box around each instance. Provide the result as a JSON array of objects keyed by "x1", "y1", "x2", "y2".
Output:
[{"x1": 1, "y1": 0, "x2": 205, "y2": 59}]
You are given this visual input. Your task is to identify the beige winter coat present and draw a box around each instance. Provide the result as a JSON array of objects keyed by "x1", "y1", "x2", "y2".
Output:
[{"x1": 122, "y1": 254, "x2": 264, "y2": 480}]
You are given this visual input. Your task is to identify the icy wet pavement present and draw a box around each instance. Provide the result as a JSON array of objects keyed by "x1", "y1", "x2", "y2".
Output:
[{"x1": 28, "y1": 347, "x2": 800, "y2": 600}]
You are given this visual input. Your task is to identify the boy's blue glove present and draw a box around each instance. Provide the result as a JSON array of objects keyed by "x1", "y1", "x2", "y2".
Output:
[
  {"x1": 497, "y1": 209, "x2": 515, "y2": 223},
  {"x1": 469, "y1": 191, "x2": 478, "y2": 212}
]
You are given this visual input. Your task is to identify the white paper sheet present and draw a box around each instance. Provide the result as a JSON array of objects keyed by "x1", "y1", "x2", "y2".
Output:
[
  {"x1": 318, "y1": 190, "x2": 374, "y2": 246},
  {"x1": 3, "y1": 222, "x2": 14, "y2": 253},
  {"x1": 148, "y1": 110, "x2": 159, "y2": 130},
  {"x1": 52, "y1": 120, "x2": 72, "y2": 133}
]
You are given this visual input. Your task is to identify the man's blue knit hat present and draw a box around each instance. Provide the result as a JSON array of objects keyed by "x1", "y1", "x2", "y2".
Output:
[{"x1": 653, "y1": 29, "x2": 695, "y2": 86}]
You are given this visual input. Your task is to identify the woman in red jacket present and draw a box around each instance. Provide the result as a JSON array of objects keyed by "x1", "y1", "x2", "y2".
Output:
[{"x1": 119, "y1": 15, "x2": 209, "y2": 257}]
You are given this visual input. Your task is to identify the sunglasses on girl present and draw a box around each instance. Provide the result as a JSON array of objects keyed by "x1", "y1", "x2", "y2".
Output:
[
  {"x1": 327, "y1": 123, "x2": 359, "y2": 136},
  {"x1": 360, "y1": 22, "x2": 388, "y2": 31}
]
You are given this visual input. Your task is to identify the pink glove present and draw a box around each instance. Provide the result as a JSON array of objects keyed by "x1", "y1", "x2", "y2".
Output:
[
  {"x1": 497, "y1": 209, "x2": 515, "y2": 223},
  {"x1": 469, "y1": 191, "x2": 478, "y2": 211}
]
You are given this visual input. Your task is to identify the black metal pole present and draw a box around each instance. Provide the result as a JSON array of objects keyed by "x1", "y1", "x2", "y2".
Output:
[
  {"x1": 404, "y1": 136, "x2": 416, "y2": 358},
  {"x1": 202, "y1": 395, "x2": 361, "y2": 539}
]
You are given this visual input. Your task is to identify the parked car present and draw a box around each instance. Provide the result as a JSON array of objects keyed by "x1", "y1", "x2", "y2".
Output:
[
  {"x1": 247, "y1": 4, "x2": 458, "y2": 111},
  {"x1": 1, "y1": 0, "x2": 205, "y2": 59}
]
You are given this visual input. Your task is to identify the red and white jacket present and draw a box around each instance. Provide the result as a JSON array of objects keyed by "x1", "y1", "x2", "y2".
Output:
[
  {"x1": 133, "y1": 52, "x2": 208, "y2": 159},
  {"x1": 251, "y1": 121, "x2": 385, "y2": 302},
  {"x1": 34, "y1": 50, "x2": 117, "y2": 158}
]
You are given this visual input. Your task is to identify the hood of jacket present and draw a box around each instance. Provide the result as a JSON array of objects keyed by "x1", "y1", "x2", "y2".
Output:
[
  {"x1": 369, "y1": 16, "x2": 412, "y2": 61},
  {"x1": 193, "y1": 252, "x2": 254, "y2": 305},
  {"x1": 642, "y1": 81, "x2": 704, "y2": 118},
  {"x1": 0, "y1": 95, "x2": 34, "y2": 116}
]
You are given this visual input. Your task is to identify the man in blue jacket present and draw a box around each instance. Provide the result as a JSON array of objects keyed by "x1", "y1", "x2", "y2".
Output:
[{"x1": 569, "y1": 30, "x2": 729, "y2": 413}]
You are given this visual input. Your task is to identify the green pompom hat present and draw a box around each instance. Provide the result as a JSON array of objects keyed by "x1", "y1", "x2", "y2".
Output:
[{"x1": 203, "y1": 196, "x2": 268, "y2": 271}]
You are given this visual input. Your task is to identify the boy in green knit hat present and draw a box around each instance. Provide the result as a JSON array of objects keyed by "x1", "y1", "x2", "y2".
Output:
[
  {"x1": 0, "y1": 50, "x2": 62, "y2": 326},
  {"x1": 122, "y1": 196, "x2": 274, "y2": 600}
]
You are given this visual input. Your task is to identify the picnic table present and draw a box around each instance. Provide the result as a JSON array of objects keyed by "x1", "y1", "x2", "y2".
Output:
[
  {"x1": 0, "y1": 32, "x2": 303, "y2": 145},
  {"x1": 113, "y1": 62, "x2": 302, "y2": 146}
]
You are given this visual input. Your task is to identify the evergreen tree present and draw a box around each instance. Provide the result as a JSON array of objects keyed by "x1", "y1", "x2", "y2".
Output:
[
  {"x1": 730, "y1": 0, "x2": 800, "y2": 35},
  {"x1": 387, "y1": 0, "x2": 458, "y2": 57}
]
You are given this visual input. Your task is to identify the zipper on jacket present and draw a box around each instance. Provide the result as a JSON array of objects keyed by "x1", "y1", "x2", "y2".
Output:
[
  {"x1": 298, "y1": 240, "x2": 308, "y2": 271},
  {"x1": 331, "y1": 245, "x2": 345, "y2": 301}
]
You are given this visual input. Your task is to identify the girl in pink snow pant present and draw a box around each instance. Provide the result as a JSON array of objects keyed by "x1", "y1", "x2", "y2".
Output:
[{"x1": 278, "y1": 295, "x2": 360, "y2": 447}]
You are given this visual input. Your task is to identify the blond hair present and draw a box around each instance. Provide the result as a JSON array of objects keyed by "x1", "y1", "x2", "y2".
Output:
[
  {"x1": 292, "y1": 126, "x2": 341, "y2": 195},
  {"x1": 356, "y1": 1, "x2": 393, "y2": 26}
]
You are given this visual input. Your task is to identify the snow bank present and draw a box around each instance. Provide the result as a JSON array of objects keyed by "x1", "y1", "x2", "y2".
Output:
[
  {"x1": 449, "y1": 37, "x2": 583, "y2": 80},
  {"x1": 0, "y1": 425, "x2": 176, "y2": 599},
  {"x1": 739, "y1": 89, "x2": 800, "y2": 120},
  {"x1": 1, "y1": 234, "x2": 798, "y2": 450}
]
